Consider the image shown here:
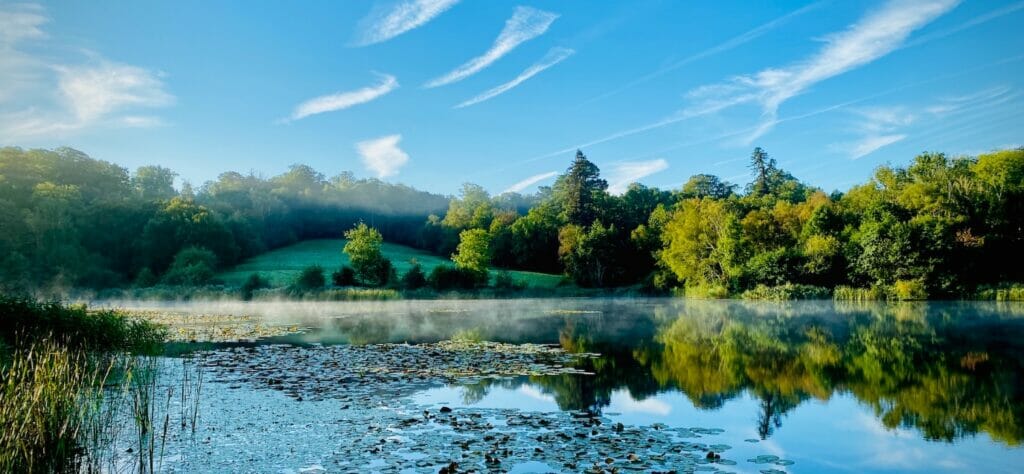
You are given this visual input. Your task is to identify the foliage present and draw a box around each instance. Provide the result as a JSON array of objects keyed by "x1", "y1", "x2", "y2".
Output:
[
  {"x1": 160, "y1": 246, "x2": 218, "y2": 286},
  {"x1": 892, "y1": 279, "x2": 928, "y2": 300},
  {"x1": 428, "y1": 265, "x2": 482, "y2": 290},
  {"x1": 343, "y1": 223, "x2": 392, "y2": 286},
  {"x1": 293, "y1": 265, "x2": 326, "y2": 290},
  {"x1": 400, "y1": 262, "x2": 427, "y2": 290},
  {"x1": 332, "y1": 266, "x2": 356, "y2": 286},
  {"x1": 555, "y1": 150, "x2": 608, "y2": 226},
  {"x1": 452, "y1": 228, "x2": 491, "y2": 281},
  {"x1": 660, "y1": 198, "x2": 742, "y2": 290},
  {"x1": 974, "y1": 283, "x2": 1024, "y2": 301},
  {"x1": 0, "y1": 147, "x2": 447, "y2": 292},
  {"x1": 740, "y1": 284, "x2": 831, "y2": 300},
  {"x1": 240, "y1": 272, "x2": 268, "y2": 300},
  {"x1": 0, "y1": 296, "x2": 166, "y2": 353}
]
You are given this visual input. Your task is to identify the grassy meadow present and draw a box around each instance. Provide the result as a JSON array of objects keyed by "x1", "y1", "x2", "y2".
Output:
[{"x1": 216, "y1": 239, "x2": 567, "y2": 289}]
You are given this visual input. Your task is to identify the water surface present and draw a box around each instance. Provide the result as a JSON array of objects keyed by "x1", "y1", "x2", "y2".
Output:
[{"x1": 121, "y1": 298, "x2": 1024, "y2": 473}]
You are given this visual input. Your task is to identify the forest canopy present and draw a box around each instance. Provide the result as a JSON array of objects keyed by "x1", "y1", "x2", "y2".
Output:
[{"x1": 1, "y1": 145, "x2": 1021, "y2": 298}]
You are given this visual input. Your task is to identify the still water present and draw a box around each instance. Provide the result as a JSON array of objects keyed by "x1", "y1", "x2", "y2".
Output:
[{"x1": 130, "y1": 298, "x2": 1024, "y2": 473}]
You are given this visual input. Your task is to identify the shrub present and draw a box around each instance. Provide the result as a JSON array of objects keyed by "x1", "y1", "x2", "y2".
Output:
[
  {"x1": 293, "y1": 265, "x2": 325, "y2": 291},
  {"x1": 331, "y1": 266, "x2": 356, "y2": 286},
  {"x1": 892, "y1": 279, "x2": 928, "y2": 300},
  {"x1": 428, "y1": 265, "x2": 481, "y2": 290},
  {"x1": 0, "y1": 297, "x2": 167, "y2": 353},
  {"x1": 741, "y1": 283, "x2": 831, "y2": 300},
  {"x1": 161, "y1": 246, "x2": 218, "y2": 286},
  {"x1": 133, "y1": 267, "x2": 158, "y2": 288},
  {"x1": 833, "y1": 285, "x2": 891, "y2": 301},
  {"x1": 401, "y1": 263, "x2": 427, "y2": 290},
  {"x1": 493, "y1": 271, "x2": 525, "y2": 291},
  {"x1": 684, "y1": 283, "x2": 729, "y2": 299},
  {"x1": 974, "y1": 283, "x2": 1024, "y2": 301},
  {"x1": 241, "y1": 273, "x2": 268, "y2": 300}
]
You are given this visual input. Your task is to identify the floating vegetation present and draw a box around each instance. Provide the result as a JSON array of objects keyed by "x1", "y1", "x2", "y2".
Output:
[
  {"x1": 198, "y1": 340, "x2": 598, "y2": 402},
  {"x1": 142, "y1": 338, "x2": 795, "y2": 472},
  {"x1": 123, "y1": 310, "x2": 306, "y2": 342}
]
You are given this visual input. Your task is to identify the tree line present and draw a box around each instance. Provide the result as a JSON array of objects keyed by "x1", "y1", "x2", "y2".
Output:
[
  {"x1": 1, "y1": 145, "x2": 1021, "y2": 298},
  {"x1": 425, "y1": 147, "x2": 1024, "y2": 298},
  {"x1": 0, "y1": 147, "x2": 448, "y2": 292}
]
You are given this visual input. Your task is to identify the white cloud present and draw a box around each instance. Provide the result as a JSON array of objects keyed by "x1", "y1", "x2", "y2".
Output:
[
  {"x1": 581, "y1": 1, "x2": 827, "y2": 105},
  {"x1": 356, "y1": 134, "x2": 410, "y2": 178},
  {"x1": 0, "y1": 5, "x2": 174, "y2": 141},
  {"x1": 0, "y1": 3, "x2": 47, "y2": 44},
  {"x1": 850, "y1": 133, "x2": 907, "y2": 159},
  {"x1": 289, "y1": 73, "x2": 397, "y2": 121},
  {"x1": 425, "y1": 6, "x2": 558, "y2": 88},
  {"x1": 517, "y1": 385, "x2": 556, "y2": 403},
  {"x1": 457, "y1": 47, "x2": 573, "y2": 108},
  {"x1": 835, "y1": 106, "x2": 914, "y2": 159},
  {"x1": 926, "y1": 85, "x2": 1015, "y2": 116},
  {"x1": 502, "y1": 170, "x2": 557, "y2": 194},
  {"x1": 685, "y1": 0, "x2": 960, "y2": 142},
  {"x1": 606, "y1": 159, "x2": 669, "y2": 194},
  {"x1": 355, "y1": 0, "x2": 460, "y2": 46},
  {"x1": 57, "y1": 62, "x2": 173, "y2": 122}
]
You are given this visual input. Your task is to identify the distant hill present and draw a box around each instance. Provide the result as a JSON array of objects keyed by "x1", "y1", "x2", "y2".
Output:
[{"x1": 216, "y1": 239, "x2": 566, "y2": 289}]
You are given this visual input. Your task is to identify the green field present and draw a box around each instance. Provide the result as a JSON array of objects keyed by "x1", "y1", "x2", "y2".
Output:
[{"x1": 216, "y1": 239, "x2": 567, "y2": 289}]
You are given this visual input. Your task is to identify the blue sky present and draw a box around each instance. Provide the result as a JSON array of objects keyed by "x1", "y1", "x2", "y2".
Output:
[{"x1": 1, "y1": 0, "x2": 1022, "y2": 195}]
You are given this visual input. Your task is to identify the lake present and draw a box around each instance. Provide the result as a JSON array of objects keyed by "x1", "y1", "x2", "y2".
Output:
[{"x1": 112, "y1": 298, "x2": 1024, "y2": 473}]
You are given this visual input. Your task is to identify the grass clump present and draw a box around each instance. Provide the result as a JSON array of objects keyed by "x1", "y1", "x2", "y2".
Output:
[
  {"x1": 974, "y1": 283, "x2": 1024, "y2": 301},
  {"x1": 0, "y1": 297, "x2": 173, "y2": 471},
  {"x1": 741, "y1": 284, "x2": 831, "y2": 300},
  {"x1": 0, "y1": 297, "x2": 166, "y2": 353}
]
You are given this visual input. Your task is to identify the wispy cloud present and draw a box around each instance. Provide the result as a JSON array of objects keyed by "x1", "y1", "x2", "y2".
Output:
[
  {"x1": 425, "y1": 6, "x2": 558, "y2": 88},
  {"x1": 356, "y1": 134, "x2": 410, "y2": 178},
  {"x1": 0, "y1": 4, "x2": 174, "y2": 141},
  {"x1": 926, "y1": 85, "x2": 1015, "y2": 116},
  {"x1": 606, "y1": 159, "x2": 669, "y2": 194},
  {"x1": 288, "y1": 73, "x2": 397, "y2": 121},
  {"x1": 686, "y1": 0, "x2": 960, "y2": 143},
  {"x1": 902, "y1": 0, "x2": 1024, "y2": 49},
  {"x1": 0, "y1": 3, "x2": 47, "y2": 44},
  {"x1": 502, "y1": 170, "x2": 557, "y2": 194},
  {"x1": 581, "y1": 0, "x2": 828, "y2": 106},
  {"x1": 456, "y1": 47, "x2": 573, "y2": 108},
  {"x1": 57, "y1": 62, "x2": 173, "y2": 122},
  {"x1": 835, "y1": 106, "x2": 914, "y2": 159},
  {"x1": 355, "y1": 0, "x2": 460, "y2": 46}
]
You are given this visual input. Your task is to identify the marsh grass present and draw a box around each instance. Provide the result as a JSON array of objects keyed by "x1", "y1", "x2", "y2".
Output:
[{"x1": 0, "y1": 297, "x2": 203, "y2": 473}]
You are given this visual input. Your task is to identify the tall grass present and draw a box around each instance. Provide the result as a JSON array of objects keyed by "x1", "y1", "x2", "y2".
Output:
[
  {"x1": 974, "y1": 283, "x2": 1024, "y2": 301},
  {"x1": 0, "y1": 297, "x2": 201, "y2": 472},
  {"x1": 0, "y1": 342, "x2": 106, "y2": 472}
]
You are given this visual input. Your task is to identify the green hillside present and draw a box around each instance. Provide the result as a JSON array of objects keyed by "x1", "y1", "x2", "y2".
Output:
[{"x1": 216, "y1": 239, "x2": 567, "y2": 289}]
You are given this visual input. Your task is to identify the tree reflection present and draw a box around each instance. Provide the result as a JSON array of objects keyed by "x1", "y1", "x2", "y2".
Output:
[{"x1": 461, "y1": 301, "x2": 1024, "y2": 445}]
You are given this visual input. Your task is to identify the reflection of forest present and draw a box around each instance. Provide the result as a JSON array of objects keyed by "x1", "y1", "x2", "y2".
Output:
[{"x1": 453, "y1": 301, "x2": 1024, "y2": 445}]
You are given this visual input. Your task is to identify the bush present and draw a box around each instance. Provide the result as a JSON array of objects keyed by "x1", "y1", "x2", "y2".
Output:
[
  {"x1": 892, "y1": 279, "x2": 928, "y2": 300},
  {"x1": 332, "y1": 266, "x2": 356, "y2": 286},
  {"x1": 0, "y1": 297, "x2": 166, "y2": 353},
  {"x1": 161, "y1": 246, "x2": 218, "y2": 286},
  {"x1": 428, "y1": 265, "x2": 482, "y2": 290},
  {"x1": 241, "y1": 273, "x2": 268, "y2": 300},
  {"x1": 133, "y1": 267, "x2": 158, "y2": 288},
  {"x1": 741, "y1": 283, "x2": 831, "y2": 300},
  {"x1": 401, "y1": 263, "x2": 427, "y2": 290},
  {"x1": 493, "y1": 271, "x2": 525, "y2": 291},
  {"x1": 293, "y1": 265, "x2": 325, "y2": 291},
  {"x1": 684, "y1": 284, "x2": 729, "y2": 299},
  {"x1": 833, "y1": 285, "x2": 891, "y2": 301},
  {"x1": 974, "y1": 283, "x2": 1024, "y2": 301}
]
